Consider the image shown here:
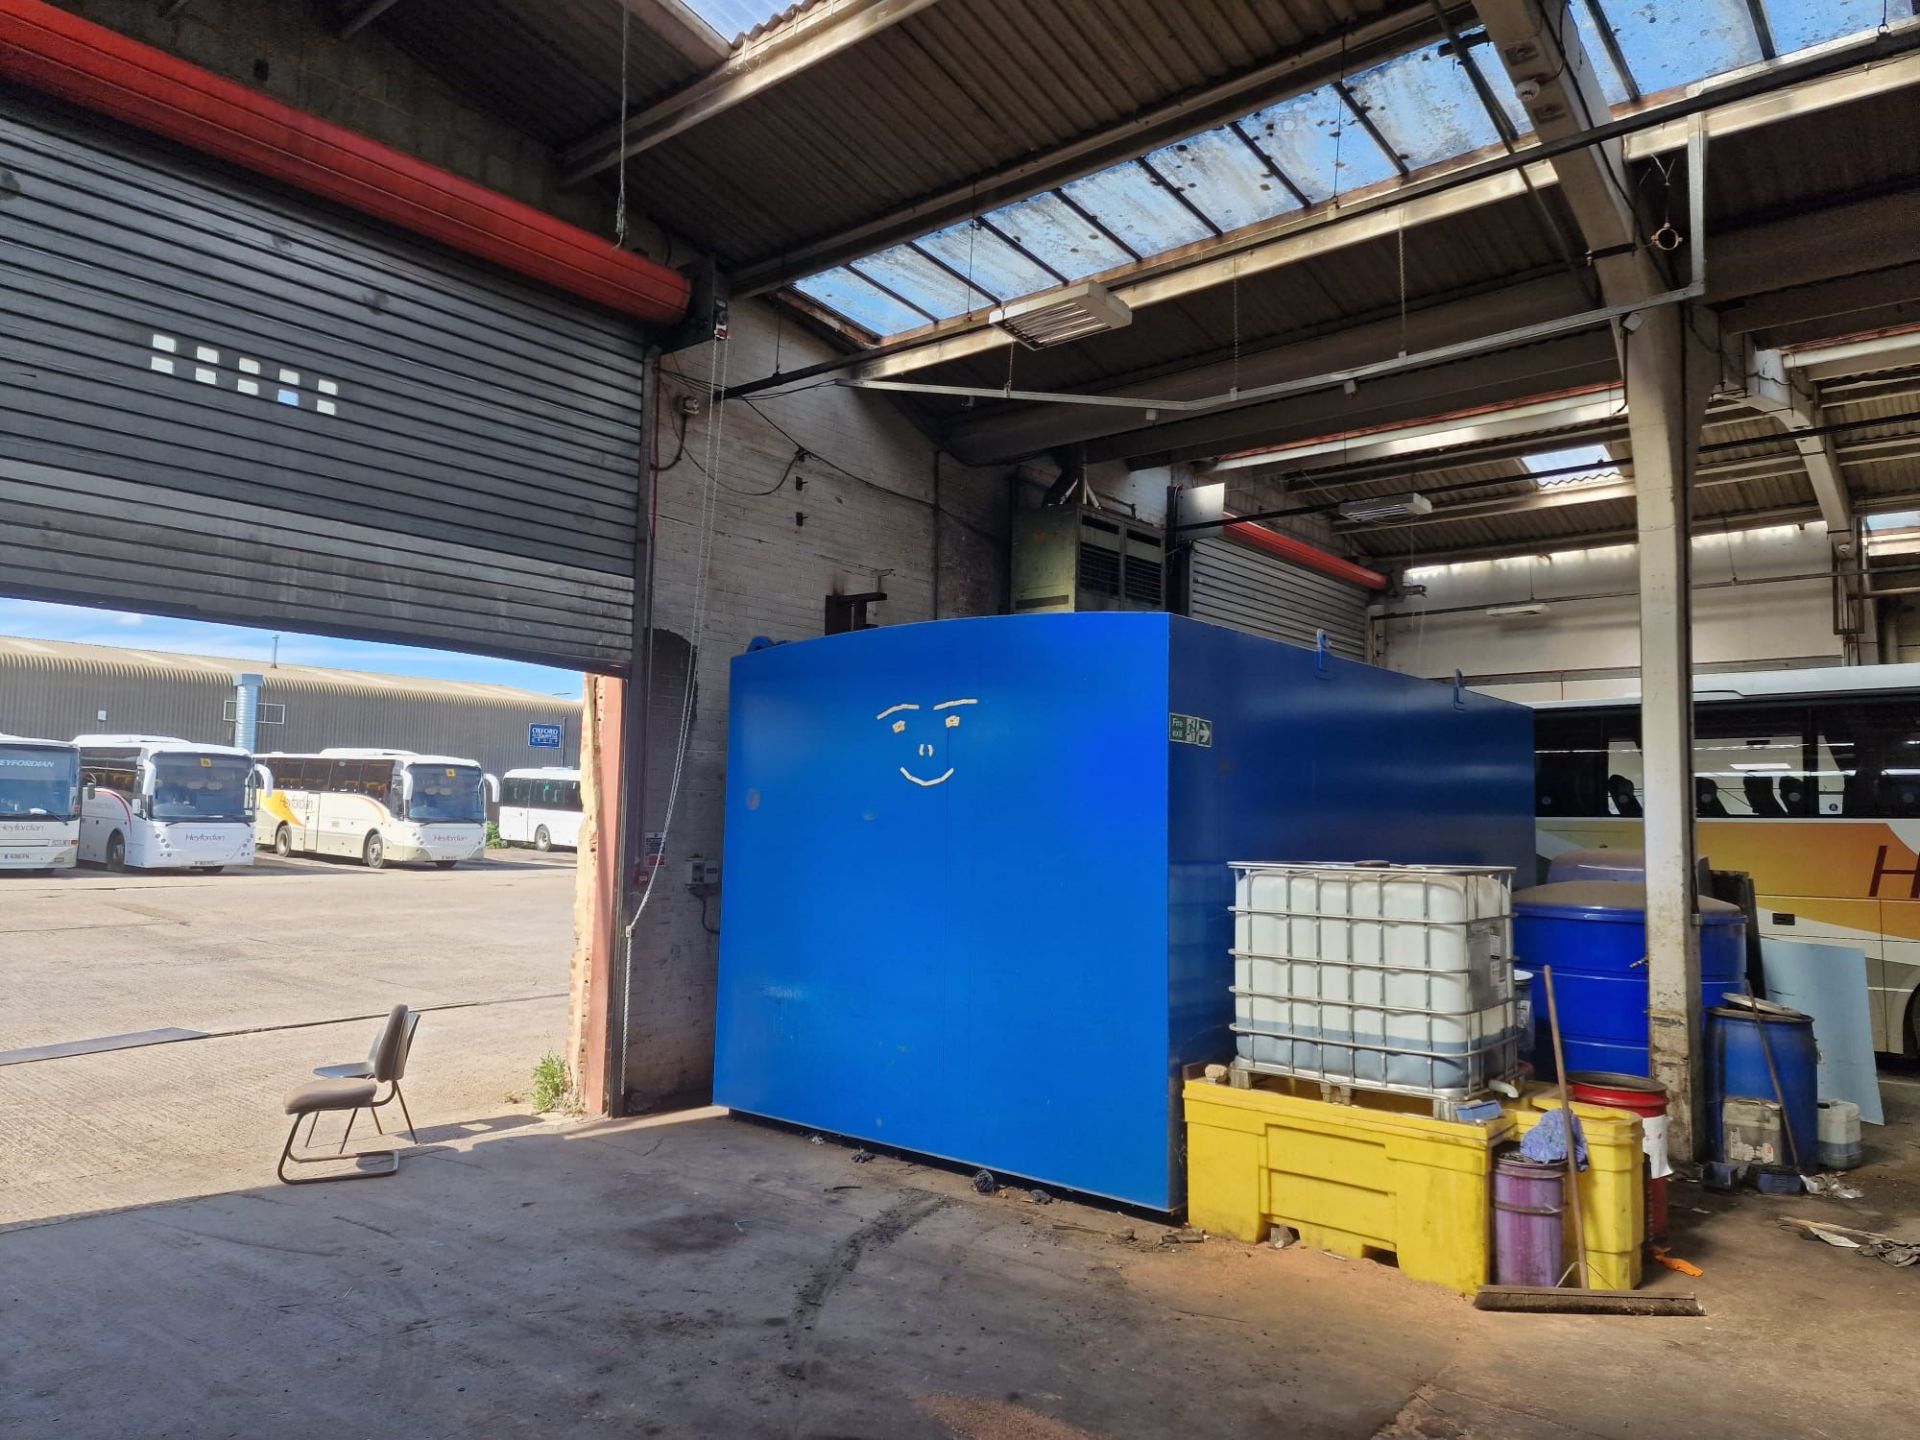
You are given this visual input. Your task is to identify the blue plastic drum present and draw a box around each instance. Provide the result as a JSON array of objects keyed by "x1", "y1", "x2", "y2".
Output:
[
  {"x1": 1512, "y1": 880, "x2": 1746, "y2": 1078},
  {"x1": 1709, "y1": 998, "x2": 1820, "y2": 1173}
]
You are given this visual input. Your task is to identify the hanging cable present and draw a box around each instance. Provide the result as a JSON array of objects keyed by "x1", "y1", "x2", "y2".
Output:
[
  {"x1": 627, "y1": 311, "x2": 730, "y2": 944},
  {"x1": 614, "y1": 2, "x2": 631, "y2": 248}
]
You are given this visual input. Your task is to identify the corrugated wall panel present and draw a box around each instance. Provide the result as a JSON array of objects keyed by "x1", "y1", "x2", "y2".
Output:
[
  {"x1": 1185, "y1": 537, "x2": 1370, "y2": 658},
  {"x1": 0, "y1": 646, "x2": 582, "y2": 780},
  {"x1": 0, "y1": 99, "x2": 646, "y2": 673}
]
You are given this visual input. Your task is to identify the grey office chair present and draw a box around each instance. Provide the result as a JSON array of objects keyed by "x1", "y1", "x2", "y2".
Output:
[{"x1": 277, "y1": 1005, "x2": 413, "y2": 1184}]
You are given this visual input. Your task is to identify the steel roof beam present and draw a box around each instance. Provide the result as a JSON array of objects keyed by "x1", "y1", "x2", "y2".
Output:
[
  {"x1": 337, "y1": 0, "x2": 403, "y2": 40},
  {"x1": 1740, "y1": 343, "x2": 1853, "y2": 532},
  {"x1": 618, "y1": 0, "x2": 732, "y2": 68},
  {"x1": 560, "y1": 0, "x2": 943, "y2": 185}
]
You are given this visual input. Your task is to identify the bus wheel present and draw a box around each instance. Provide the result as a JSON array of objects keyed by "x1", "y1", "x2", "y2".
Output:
[
  {"x1": 105, "y1": 833, "x2": 126, "y2": 872},
  {"x1": 434, "y1": 860, "x2": 457, "y2": 869},
  {"x1": 192, "y1": 865, "x2": 224, "y2": 875},
  {"x1": 274, "y1": 825, "x2": 293, "y2": 858},
  {"x1": 535, "y1": 825, "x2": 552, "y2": 853},
  {"x1": 362, "y1": 833, "x2": 386, "y2": 870}
]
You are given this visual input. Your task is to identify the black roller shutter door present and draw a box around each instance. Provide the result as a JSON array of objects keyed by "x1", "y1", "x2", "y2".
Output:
[{"x1": 0, "y1": 98, "x2": 645, "y2": 673}]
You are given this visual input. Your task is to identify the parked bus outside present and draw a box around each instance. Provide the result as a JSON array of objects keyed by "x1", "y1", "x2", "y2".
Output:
[
  {"x1": 0, "y1": 734, "x2": 82, "y2": 873},
  {"x1": 1533, "y1": 662, "x2": 1920, "y2": 1057},
  {"x1": 257, "y1": 749, "x2": 494, "y2": 869},
  {"x1": 498, "y1": 767, "x2": 582, "y2": 851},
  {"x1": 75, "y1": 735, "x2": 259, "y2": 873}
]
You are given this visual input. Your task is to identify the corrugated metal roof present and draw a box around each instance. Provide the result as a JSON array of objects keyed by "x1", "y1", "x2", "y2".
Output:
[
  {"x1": 0, "y1": 635, "x2": 567, "y2": 708},
  {"x1": 368, "y1": 0, "x2": 704, "y2": 148},
  {"x1": 608, "y1": 0, "x2": 1409, "y2": 266}
]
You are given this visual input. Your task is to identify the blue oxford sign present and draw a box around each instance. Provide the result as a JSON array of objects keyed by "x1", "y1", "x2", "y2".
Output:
[{"x1": 528, "y1": 723, "x2": 564, "y2": 750}]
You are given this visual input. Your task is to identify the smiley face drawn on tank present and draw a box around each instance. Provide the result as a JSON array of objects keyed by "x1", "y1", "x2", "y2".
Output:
[{"x1": 876, "y1": 698, "x2": 978, "y2": 787}]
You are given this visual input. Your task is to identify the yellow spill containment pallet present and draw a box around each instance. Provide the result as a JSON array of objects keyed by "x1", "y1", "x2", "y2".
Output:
[{"x1": 1183, "y1": 1072, "x2": 1509, "y2": 1296}]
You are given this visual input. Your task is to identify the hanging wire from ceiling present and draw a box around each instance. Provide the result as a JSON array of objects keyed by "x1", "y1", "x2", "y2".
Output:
[{"x1": 614, "y1": 0, "x2": 631, "y2": 248}]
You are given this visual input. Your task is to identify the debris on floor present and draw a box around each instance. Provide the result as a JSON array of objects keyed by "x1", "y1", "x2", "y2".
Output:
[
  {"x1": 1780, "y1": 1216, "x2": 1920, "y2": 1267},
  {"x1": 1652, "y1": 1247, "x2": 1704, "y2": 1277},
  {"x1": 1027, "y1": 1186, "x2": 1053, "y2": 1205},
  {"x1": 1158, "y1": 1228, "x2": 1206, "y2": 1245},
  {"x1": 972, "y1": 1168, "x2": 998, "y2": 1195},
  {"x1": 850, "y1": 1148, "x2": 875, "y2": 1164},
  {"x1": 1801, "y1": 1172, "x2": 1864, "y2": 1200}
]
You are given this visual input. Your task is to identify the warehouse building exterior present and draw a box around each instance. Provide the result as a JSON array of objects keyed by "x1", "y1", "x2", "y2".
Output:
[{"x1": 0, "y1": 634, "x2": 582, "y2": 782}]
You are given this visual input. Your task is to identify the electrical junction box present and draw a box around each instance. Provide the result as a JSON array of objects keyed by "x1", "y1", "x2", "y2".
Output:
[
  {"x1": 685, "y1": 858, "x2": 720, "y2": 887},
  {"x1": 714, "y1": 613, "x2": 1536, "y2": 1211}
]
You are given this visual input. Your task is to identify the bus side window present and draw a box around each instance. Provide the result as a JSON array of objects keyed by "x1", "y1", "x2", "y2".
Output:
[
  {"x1": 1693, "y1": 706, "x2": 1807, "y2": 818},
  {"x1": 1535, "y1": 714, "x2": 1608, "y2": 817},
  {"x1": 1813, "y1": 707, "x2": 1863, "y2": 816},
  {"x1": 1842, "y1": 701, "x2": 1920, "y2": 817}
]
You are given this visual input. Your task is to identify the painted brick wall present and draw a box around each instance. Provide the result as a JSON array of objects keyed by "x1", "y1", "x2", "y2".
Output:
[{"x1": 625, "y1": 301, "x2": 1010, "y2": 1106}]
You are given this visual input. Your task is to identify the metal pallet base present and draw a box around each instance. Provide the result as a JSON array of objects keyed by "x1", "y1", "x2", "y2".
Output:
[{"x1": 1225, "y1": 1055, "x2": 1507, "y2": 1122}]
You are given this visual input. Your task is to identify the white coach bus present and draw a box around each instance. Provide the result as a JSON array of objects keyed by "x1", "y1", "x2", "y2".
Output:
[
  {"x1": 256, "y1": 749, "x2": 494, "y2": 869},
  {"x1": 0, "y1": 734, "x2": 82, "y2": 873},
  {"x1": 74, "y1": 735, "x2": 260, "y2": 873},
  {"x1": 498, "y1": 767, "x2": 582, "y2": 851}
]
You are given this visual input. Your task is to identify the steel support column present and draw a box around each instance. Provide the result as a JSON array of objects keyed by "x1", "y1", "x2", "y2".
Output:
[{"x1": 1627, "y1": 303, "x2": 1717, "y2": 1161}]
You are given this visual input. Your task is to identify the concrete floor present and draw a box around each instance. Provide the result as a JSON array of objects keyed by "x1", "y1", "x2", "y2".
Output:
[
  {"x1": 5, "y1": 1091, "x2": 1918, "y2": 1439},
  {"x1": 0, "y1": 853, "x2": 573, "y2": 1226},
  {"x1": 8, "y1": 856, "x2": 1919, "y2": 1436}
]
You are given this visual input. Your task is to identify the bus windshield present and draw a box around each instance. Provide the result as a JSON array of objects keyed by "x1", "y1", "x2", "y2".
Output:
[
  {"x1": 0, "y1": 745, "x2": 80, "y2": 820},
  {"x1": 406, "y1": 765, "x2": 486, "y2": 824},
  {"x1": 150, "y1": 754, "x2": 256, "y2": 822}
]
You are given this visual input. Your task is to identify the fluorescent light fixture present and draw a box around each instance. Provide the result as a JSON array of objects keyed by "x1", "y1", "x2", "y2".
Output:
[
  {"x1": 1730, "y1": 762, "x2": 1792, "y2": 772},
  {"x1": 1484, "y1": 601, "x2": 1547, "y2": 618},
  {"x1": 991, "y1": 281, "x2": 1132, "y2": 349},
  {"x1": 1337, "y1": 492, "x2": 1433, "y2": 522}
]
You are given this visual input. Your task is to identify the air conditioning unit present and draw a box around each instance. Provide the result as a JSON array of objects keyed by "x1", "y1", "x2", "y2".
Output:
[
  {"x1": 1011, "y1": 505, "x2": 1164, "y2": 614},
  {"x1": 992, "y1": 282, "x2": 1132, "y2": 349},
  {"x1": 1337, "y1": 492, "x2": 1434, "y2": 523}
]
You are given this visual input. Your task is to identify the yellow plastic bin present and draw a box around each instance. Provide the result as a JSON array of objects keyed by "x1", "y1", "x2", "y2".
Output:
[
  {"x1": 1507, "y1": 1095, "x2": 1645, "y2": 1290},
  {"x1": 1184, "y1": 1075, "x2": 1510, "y2": 1296}
]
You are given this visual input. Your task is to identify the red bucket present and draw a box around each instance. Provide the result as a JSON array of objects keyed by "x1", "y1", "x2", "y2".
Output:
[{"x1": 1568, "y1": 1072, "x2": 1670, "y2": 1242}]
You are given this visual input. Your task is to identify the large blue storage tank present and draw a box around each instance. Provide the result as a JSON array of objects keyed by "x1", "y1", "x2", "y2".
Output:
[
  {"x1": 714, "y1": 613, "x2": 1537, "y2": 1210},
  {"x1": 1512, "y1": 880, "x2": 1746, "y2": 1078}
]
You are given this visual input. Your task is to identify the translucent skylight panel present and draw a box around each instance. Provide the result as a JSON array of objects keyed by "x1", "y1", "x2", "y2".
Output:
[
  {"x1": 1060, "y1": 162, "x2": 1215, "y2": 257},
  {"x1": 792, "y1": 268, "x2": 929, "y2": 337},
  {"x1": 1142, "y1": 126, "x2": 1303, "y2": 233},
  {"x1": 1240, "y1": 85, "x2": 1401, "y2": 204},
  {"x1": 1345, "y1": 43, "x2": 1507, "y2": 170},
  {"x1": 1600, "y1": 0, "x2": 1765, "y2": 96},
  {"x1": 1524, "y1": 443, "x2": 1620, "y2": 488},
  {"x1": 983, "y1": 192, "x2": 1133, "y2": 280},
  {"x1": 677, "y1": 1, "x2": 790, "y2": 44},
  {"x1": 1572, "y1": 2, "x2": 1634, "y2": 105},
  {"x1": 917, "y1": 221, "x2": 1061, "y2": 300},
  {"x1": 1764, "y1": 0, "x2": 1906, "y2": 55},
  {"x1": 1866, "y1": 509, "x2": 1920, "y2": 531},
  {"x1": 851, "y1": 244, "x2": 995, "y2": 320}
]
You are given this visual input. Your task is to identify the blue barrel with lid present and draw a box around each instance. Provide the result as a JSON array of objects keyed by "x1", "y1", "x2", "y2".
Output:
[
  {"x1": 1512, "y1": 880, "x2": 1746, "y2": 1078},
  {"x1": 1710, "y1": 997, "x2": 1819, "y2": 1173}
]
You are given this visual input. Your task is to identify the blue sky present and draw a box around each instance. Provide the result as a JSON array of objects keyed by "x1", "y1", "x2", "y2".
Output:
[{"x1": 0, "y1": 599, "x2": 584, "y2": 698}]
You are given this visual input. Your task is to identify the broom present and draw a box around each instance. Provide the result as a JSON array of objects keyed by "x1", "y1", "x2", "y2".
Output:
[{"x1": 1475, "y1": 964, "x2": 1703, "y2": 1317}]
